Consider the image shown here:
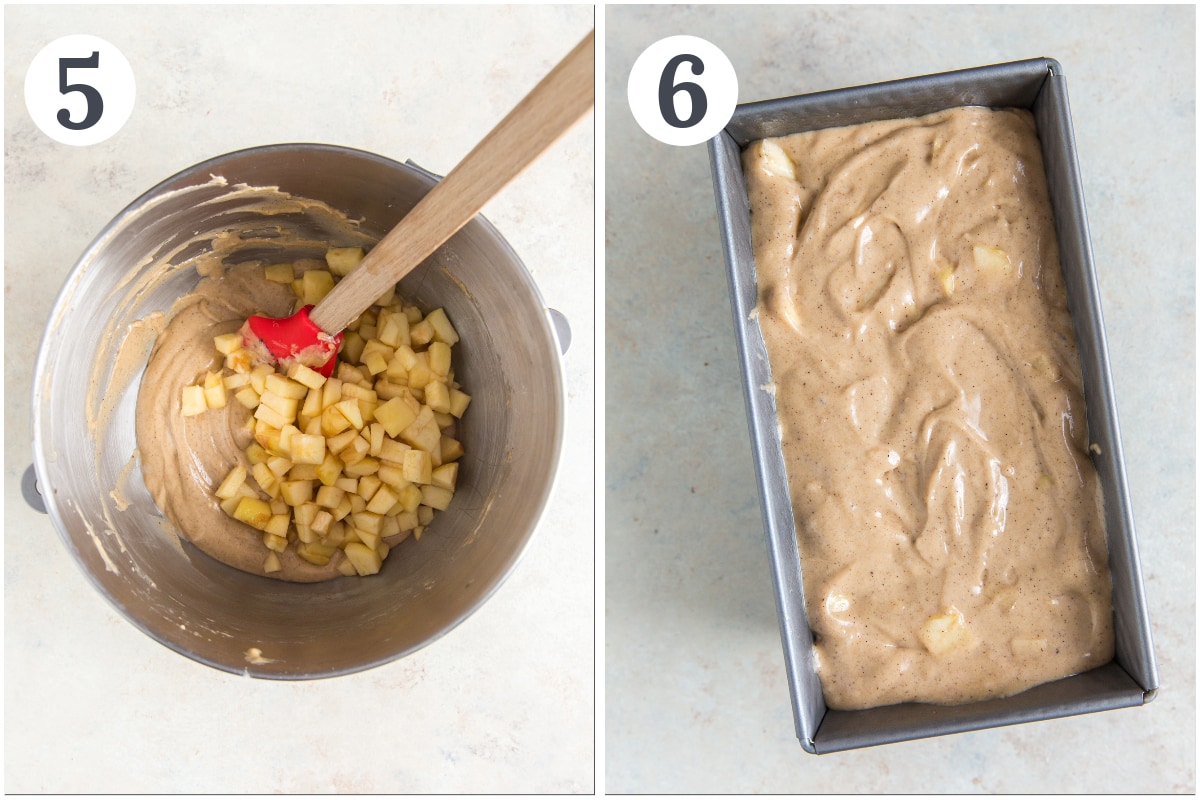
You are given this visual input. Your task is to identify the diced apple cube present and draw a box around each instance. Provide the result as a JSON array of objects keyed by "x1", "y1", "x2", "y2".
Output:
[
  {"x1": 919, "y1": 606, "x2": 976, "y2": 655},
  {"x1": 400, "y1": 406, "x2": 441, "y2": 454},
  {"x1": 402, "y1": 449, "x2": 432, "y2": 484},
  {"x1": 441, "y1": 436, "x2": 464, "y2": 463},
  {"x1": 254, "y1": 402, "x2": 292, "y2": 429},
  {"x1": 377, "y1": 463, "x2": 410, "y2": 490},
  {"x1": 285, "y1": 361, "x2": 327, "y2": 390},
  {"x1": 264, "y1": 514, "x2": 290, "y2": 538},
  {"x1": 290, "y1": 433, "x2": 326, "y2": 466},
  {"x1": 315, "y1": 484, "x2": 345, "y2": 509},
  {"x1": 397, "y1": 483, "x2": 423, "y2": 513},
  {"x1": 262, "y1": 530, "x2": 289, "y2": 552},
  {"x1": 225, "y1": 348, "x2": 254, "y2": 373},
  {"x1": 233, "y1": 496, "x2": 273, "y2": 529},
  {"x1": 296, "y1": 541, "x2": 331, "y2": 566},
  {"x1": 338, "y1": 435, "x2": 370, "y2": 466},
  {"x1": 448, "y1": 388, "x2": 471, "y2": 419},
  {"x1": 333, "y1": 494, "x2": 353, "y2": 522},
  {"x1": 264, "y1": 263, "x2": 295, "y2": 284},
  {"x1": 303, "y1": 269, "x2": 336, "y2": 305},
  {"x1": 974, "y1": 244, "x2": 1011, "y2": 273},
  {"x1": 327, "y1": 428, "x2": 360, "y2": 455},
  {"x1": 417, "y1": 505, "x2": 435, "y2": 526},
  {"x1": 343, "y1": 456, "x2": 380, "y2": 477},
  {"x1": 280, "y1": 479, "x2": 314, "y2": 507},
  {"x1": 293, "y1": 502, "x2": 320, "y2": 526},
  {"x1": 424, "y1": 308, "x2": 459, "y2": 346},
  {"x1": 373, "y1": 396, "x2": 418, "y2": 438},
  {"x1": 431, "y1": 462, "x2": 459, "y2": 491},
  {"x1": 182, "y1": 384, "x2": 207, "y2": 416},
  {"x1": 263, "y1": 551, "x2": 283, "y2": 573},
  {"x1": 223, "y1": 372, "x2": 251, "y2": 390},
  {"x1": 752, "y1": 139, "x2": 797, "y2": 180},
  {"x1": 316, "y1": 451, "x2": 343, "y2": 486},
  {"x1": 366, "y1": 485, "x2": 397, "y2": 515},
  {"x1": 394, "y1": 509, "x2": 419, "y2": 532},
  {"x1": 426, "y1": 341, "x2": 450, "y2": 376},
  {"x1": 320, "y1": 405, "x2": 353, "y2": 437},
  {"x1": 378, "y1": 311, "x2": 409, "y2": 348},
  {"x1": 420, "y1": 484, "x2": 454, "y2": 511},
  {"x1": 214, "y1": 465, "x2": 248, "y2": 500},
  {"x1": 363, "y1": 349, "x2": 388, "y2": 375},
  {"x1": 249, "y1": 363, "x2": 274, "y2": 394},
  {"x1": 423, "y1": 381, "x2": 451, "y2": 415},
  {"x1": 266, "y1": 456, "x2": 293, "y2": 478},
  {"x1": 406, "y1": 356, "x2": 432, "y2": 390},
  {"x1": 325, "y1": 246, "x2": 365, "y2": 276},
  {"x1": 334, "y1": 399, "x2": 364, "y2": 430},
  {"x1": 350, "y1": 511, "x2": 383, "y2": 536},
  {"x1": 354, "y1": 528, "x2": 380, "y2": 551},
  {"x1": 265, "y1": 373, "x2": 308, "y2": 400},
  {"x1": 343, "y1": 542, "x2": 382, "y2": 576},
  {"x1": 336, "y1": 558, "x2": 359, "y2": 577},
  {"x1": 234, "y1": 386, "x2": 261, "y2": 409},
  {"x1": 340, "y1": 330, "x2": 366, "y2": 365}
]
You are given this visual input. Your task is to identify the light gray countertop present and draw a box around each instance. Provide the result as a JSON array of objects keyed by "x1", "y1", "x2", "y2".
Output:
[
  {"x1": 4, "y1": 4, "x2": 594, "y2": 793},
  {"x1": 605, "y1": 4, "x2": 1194, "y2": 792}
]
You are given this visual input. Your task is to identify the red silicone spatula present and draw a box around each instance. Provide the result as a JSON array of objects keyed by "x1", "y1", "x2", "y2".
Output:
[{"x1": 242, "y1": 29, "x2": 594, "y2": 376}]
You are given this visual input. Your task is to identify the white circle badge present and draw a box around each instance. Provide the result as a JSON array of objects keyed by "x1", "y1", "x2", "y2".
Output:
[
  {"x1": 627, "y1": 35, "x2": 738, "y2": 146},
  {"x1": 25, "y1": 34, "x2": 136, "y2": 146}
]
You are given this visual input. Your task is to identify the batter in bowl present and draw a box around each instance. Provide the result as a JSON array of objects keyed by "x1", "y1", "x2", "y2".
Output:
[
  {"x1": 136, "y1": 258, "x2": 348, "y2": 582},
  {"x1": 743, "y1": 107, "x2": 1114, "y2": 709}
]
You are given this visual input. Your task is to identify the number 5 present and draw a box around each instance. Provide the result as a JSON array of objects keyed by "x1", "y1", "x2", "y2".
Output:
[{"x1": 57, "y1": 52, "x2": 104, "y2": 130}]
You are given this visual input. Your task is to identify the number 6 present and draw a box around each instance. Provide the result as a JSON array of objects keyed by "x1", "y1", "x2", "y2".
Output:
[
  {"x1": 57, "y1": 52, "x2": 104, "y2": 131},
  {"x1": 658, "y1": 54, "x2": 707, "y2": 129}
]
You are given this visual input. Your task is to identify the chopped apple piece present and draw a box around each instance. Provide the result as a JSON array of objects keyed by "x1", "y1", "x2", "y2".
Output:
[
  {"x1": 343, "y1": 456, "x2": 380, "y2": 477},
  {"x1": 315, "y1": 484, "x2": 345, "y2": 509},
  {"x1": 974, "y1": 244, "x2": 1012, "y2": 273},
  {"x1": 420, "y1": 484, "x2": 454, "y2": 511},
  {"x1": 366, "y1": 485, "x2": 398, "y2": 515},
  {"x1": 336, "y1": 558, "x2": 358, "y2": 577},
  {"x1": 374, "y1": 396, "x2": 418, "y2": 438},
  {"x1": 302, "y1": 269, "x2": 336, "y2": 305},
  {"x1": 424, "y1": 380, "x2": 451, "y2": 414},
  {"x1": 265, "y1": 373, "x2": 308, "y2": 400},
  {"x1": 215, "y1": 465, "x2": 248, "y2": 500},
  {"x1": 400, "y1": 406, "x2": 441, "y2": 453},
  {"x1": 431, "y1": 462, "x2": 459, "y2": 491},
  {"x1": 752, "y1": 139, "x2": 797, "y2": 180},
  {"x1": 232, "y1": 496, "x2": 273, "y2": 530},
  {"x1": 919, "y1": 606, "x2": 976, "y2": 655},
  {"x1": 253, "y1": 402, "x2": 292, "y2": 429},
  {"x1": 280, "y1": 479, "x2": 314, "y2": 507},
  {"x1": 263, "y1": 551, "x2": 283, "y2": 573},
  {"x1": 290, "y1": 433, "x2": 326, "y2": 466},
  {"x1": 182, "y1": 384, "x2": 207, "y2": 416},
  {"x1": 402, "y1": 449, "x2": 433, "y2": 484},
  {"x1": 264, "y1": 263, "x2": 295, "y2": 284},
  {"x1": 213, "y1": 332, "x2": 244, "y2": 355},
  {"x1": 316, "y1": 451, "x2": 344, "y2": 486},
  {"x1": 325, "y1": 246, "x2": 365, "y2": 276},
  {"x1": 234, "y1": 386, "x2": 261, "y2": 409},
  {"x1": 424, "y1": 307, "x2": 459, "y2": 346},
  {"x1": 343, "y1": 542, "x2": 382, "y2": 576},
  {"x1": 441, "y1": 437, "x2": 464, "y2": 463},
  {"x1": 935, "y1": 259, "x2": 956, "y2": 297},
  {"x1": 378, "y1": 311, "x2": 409, "y2": 348}
]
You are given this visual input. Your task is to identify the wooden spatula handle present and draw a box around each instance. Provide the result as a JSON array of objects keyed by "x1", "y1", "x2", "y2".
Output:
[{"x1": 310, "y1": 29, "x2": 594, "y2": 335}]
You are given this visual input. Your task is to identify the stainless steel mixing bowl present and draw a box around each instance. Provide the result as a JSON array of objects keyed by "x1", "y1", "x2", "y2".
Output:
[{"x1": 32, "y1": 143, "x2": 569, "y2": 678}]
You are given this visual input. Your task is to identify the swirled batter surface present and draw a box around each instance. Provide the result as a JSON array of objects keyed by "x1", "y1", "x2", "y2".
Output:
[
  {"x1": 744, "y1": 107, "x2": 1113, "y2": 709},
  {"x1": 136, "y1": 261, "x2": 347, "y2": 582}
]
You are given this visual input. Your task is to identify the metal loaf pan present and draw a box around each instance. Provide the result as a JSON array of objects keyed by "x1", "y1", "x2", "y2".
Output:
[{"x1": 707, "y1": 58, "x2": 1159, "y2": 753}]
